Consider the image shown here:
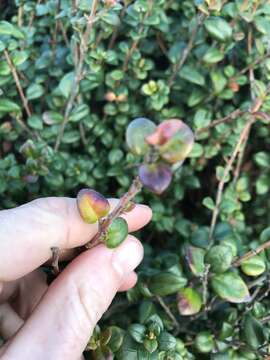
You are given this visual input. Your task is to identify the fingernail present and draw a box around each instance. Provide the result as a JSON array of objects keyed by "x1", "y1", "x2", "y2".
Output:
[{"x1": 111, "y1": 238, "x2": 143, "y2": 277}]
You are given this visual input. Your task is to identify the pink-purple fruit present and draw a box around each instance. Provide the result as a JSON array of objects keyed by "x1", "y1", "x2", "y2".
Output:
[
  {"x1": 138, "y1": 163, "x2": 172, "y2": 194},
  {"x1": 146, "y1": 119, "x2": 194, "y2": 164},
  {"x1": 77, "y1": 188, "x2": 110, "y2": 224}
]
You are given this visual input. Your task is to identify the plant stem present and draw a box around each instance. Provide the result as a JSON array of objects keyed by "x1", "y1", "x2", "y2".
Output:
[
  {"x1": 156, "y1": 296, "x2": 180, "y2": 334},
  {"x1": 209, "y1": 117, "x2": 255, "y2": 242},
  {"x1": 122, "y1": 1, "x2": 153, "y2": 72},
  {"x1": 85, "y1": 177, "x2": 143, "y2": 249},
  {"x1": 4, "y1": 50, "x2": 32, "y2": 118},
  {"x1": 233, "y1": 241, "x2": 270, "y2": 267},
  {"x1": 54, "y1": 0, "x2": 99, "y2": 151},
  {"x1": 202, "y1": 264, "x2": 210, "y2": 306},
  {"x1": 168, "y1": 13, "x2": 204, "y2": 88},
  {"x1": 196, "y1": 109, "x2": 244, "y2": 135}
]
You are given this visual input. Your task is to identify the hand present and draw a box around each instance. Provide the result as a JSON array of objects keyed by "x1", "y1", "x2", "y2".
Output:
[{"x1": 0, "y1": 197, "x2": 152, "y2": 359}]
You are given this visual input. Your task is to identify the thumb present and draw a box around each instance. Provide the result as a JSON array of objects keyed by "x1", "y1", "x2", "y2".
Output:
[{"x1": 2, "y1": 236, "x2": 143, "y2": 360}]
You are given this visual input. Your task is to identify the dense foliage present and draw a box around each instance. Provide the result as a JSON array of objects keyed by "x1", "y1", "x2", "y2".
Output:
[{"x1": 1, "y1": 0, "x2": 270, "y2": 358}]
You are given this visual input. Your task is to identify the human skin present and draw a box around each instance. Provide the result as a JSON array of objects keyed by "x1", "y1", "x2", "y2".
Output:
[{"x1": 0, "y1": 196, "x2": 152, "y2": 359}]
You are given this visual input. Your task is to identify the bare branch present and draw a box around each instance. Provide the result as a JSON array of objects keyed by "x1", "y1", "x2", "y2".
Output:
[
  {"x1": 54, "y1": 0, "x2": 99, "y2": 151},
  {"x1": 4, "y1": 50, "x2": 32, "y2": 118}
]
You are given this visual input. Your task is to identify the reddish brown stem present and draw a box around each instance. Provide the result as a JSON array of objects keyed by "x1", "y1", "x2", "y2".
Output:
[
  {"x1": 233, "y1": 241, "x2": 270, "y2": 267},
  {"x1": 85, "y1": 177, "x2": 143, "y2": 249}
]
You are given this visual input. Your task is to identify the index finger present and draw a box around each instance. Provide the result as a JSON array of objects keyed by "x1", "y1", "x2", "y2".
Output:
[{"x1": 0, "y1": 197, "x2": 152, "y2": 281}]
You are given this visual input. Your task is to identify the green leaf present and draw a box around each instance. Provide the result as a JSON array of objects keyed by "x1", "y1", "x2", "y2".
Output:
[
  {"x1": 158, "y1": 332, "x2": 176, "y2": 351},
  {"x1": 241, "y1": 256, "x2": 266, "y2": 277},
  {"x1": 203, "y1": 47, "x2": 224, "y2": 63},
  {"x1": 216, "y1": 166, "x2": 230, "y2": 182},
  {"x1": 242, "y1": 314, "x2": 265, "y2": 349},
  {"x1": 204, "y1": 17, "x2": 232, "y2": 41},
  {"x1": 102, "y1": 12, "x2": 120, "y2": 26},
  {"x1": 0, "y1": 98, "x2": 21, "y2": 113},
  {"x1": 203, "y1": 197, "x2": 215, "y2": 210},
  {"x1": 106, "y1": 326, "x2": 125, "y2": 352},
  {"x1": 42, "y1": 111, "x2": 63, "y2": 125},
  {"x1": 186, "y1": 246, "x2": 205, "y2": 276},
  {"x1": 128, "y1": 324, "x2": 146, "y2": 344},
  {"x1": 69, "y1": 104, "x2": 90, "y2": 122},
  {"x1": 11, "y1": 51, "x2": 28, "y2": 66},
  {"x1": 0, "y1": 61, "x2": 11, "y2": 76},
  {"x1": 143, "y1": 338, "x2": 158, "y2": 354},
  {"x1": 191, "y1": 227, "x2": 210, "y2": 248},
  {"x1": 254, "y1": 152, "x2": 270, "y2": 167},
  {"x1": 27, "y1": 115, "x2": 43, "y2": 130},
  {"x1": 59, "y1": 72, "x2": 75, "y2": 98},
  {"x1": 206, "y1": 245, "x2": 233, "y2": 273},
  {"x1": 195, "y1": 331, "x2": 215, "y2": 353},
  {"x1": 0, "y1": 21, "x2": 25, "y2": 39},
  {"x1": 179, "y1": 65, "x2": 205, "y2": 86},
  {"x1": 188, "y1": 143, "x2": 203, "y2": 158},
  {"x1": 26, "y1": 84, "x2": 44, "y2": 100},
  {"x1": 211, "y1": 71, "x2": 227, "y2": 94},
  {"x1": 193, "y1": 108, "x2": 211, "y2": 129},
  {"x1": 177, "y1": 288, "x2": 202, "y2": 316},
  {"x1": 148, "y1": 272, "x2": 187, "y2": 296},
  {"x1": 260, "y1": 226, "x2": 270, "y2": 242},
  {"x1": 256, "y1": 174, "x2": 269, "y2": 195},
  {"x1": 211, "y1": 271, "x2": 250, "y2": 303},
  {"x1": 109, "y1": 149, "x2": 124, "y2": 165},
  {"x1": 254, "y1": 16, "x2": 270, "y2": 35}
]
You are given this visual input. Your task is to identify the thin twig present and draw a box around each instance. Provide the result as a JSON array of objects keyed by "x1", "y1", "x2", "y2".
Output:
[
  {"x1": 27, "y1": 0, "x2": 42, "y2": 28},
  {"x1": 122, "y1": 1, "x2": 153, "y2": 72},
  {"x1": 79, "y1": 123, "x2": 87, "y2": 146},
  {"x1": 247, "y1": 27, "x2": 255, "y2": 101},
  {"x1": 156, "y1": 32, "x2": 168, "y2": 58},
  {"x1": 54, "y1": 0, "x2": 99, "y2": 151},
  {"x1": 239, "y1": 52, "x2": 270, "y2": 76},
  {"x1": 168, "y1": 14, "x2": 204, "y2": 88},
  {"x1": 196, "y1": 109, "x2": 244, "y2": 135},
  {"x1": 208, "y1": 83, "x2": 270, "y2": 241},
  {"x1": 14, "y1": 116, "x2": 36, "y2": 138},
  {"x1": 4, "y1": 50, "x2": 32, "y2": 118},
  {"x1": 156, "y1": 296, "x2": 180, "y2": 334},
  {"x1": 18, "y1": 5, "x2": 24, "y2": 27},
  {"x1": 202, "y1": 264, "x2": 210, "y2": 306},
  {"x1": 233, "y1": 241, "x2": 270, "y2": 267},
  {"x1": 209, "y1": 117, "x2": 255, "y2": 241},
  {"x1": 51, "y1": 0, "x2": 62, "y2": 62},
  {"x1": 59, "y1": 21, "x2": 69, "y2": 47},
  {"x1": 108, "y1": 4, "x2": 127, "y2": 50},
  {"x1": 261, "y1": 315, "x2": 270, "y2": 324},
  {"x1": 232, "y1": 118, "x2": 251, "y2": 185},
  {"x1": 85, "y1": 177, "x2": 143, "y2": 248}
]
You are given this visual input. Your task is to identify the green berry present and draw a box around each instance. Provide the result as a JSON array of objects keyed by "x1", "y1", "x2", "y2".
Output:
[{"x1": 105, "y1": 217, "x2": 128, "y2": 248}]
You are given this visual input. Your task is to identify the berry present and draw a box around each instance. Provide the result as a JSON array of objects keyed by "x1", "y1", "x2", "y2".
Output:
[{"x1": 77, "y1": 188, "x2": 110, "y2": 224}]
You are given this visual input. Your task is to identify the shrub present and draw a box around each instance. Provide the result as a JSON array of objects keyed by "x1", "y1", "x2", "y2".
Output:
[{"x1": 1, "y1": 0, "x2": 270, "y2": 358}]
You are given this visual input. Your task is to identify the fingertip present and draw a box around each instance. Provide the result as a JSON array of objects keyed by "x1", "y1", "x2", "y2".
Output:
[{"x1": 118, "y1": 272, "x2": 138, "y2": 292}]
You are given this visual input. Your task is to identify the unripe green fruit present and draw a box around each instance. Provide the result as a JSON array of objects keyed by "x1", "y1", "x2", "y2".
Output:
[
  {"x1": 105, "y1": 217, "x2": 128, "y2": 248},
  {"x1": 195, "y1": 331, "x2": 215, "y2": 353},
  {"x1": 77, "y1": 189, "x2": 110, "y2": 224},
  {"x1": 126, "y1": 117, "x2": 156, "y2": 155}
]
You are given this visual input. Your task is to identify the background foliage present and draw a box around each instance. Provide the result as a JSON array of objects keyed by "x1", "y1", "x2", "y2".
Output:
[{"x1": 1, "y1": 0, "x2": 270, "y2": 358}]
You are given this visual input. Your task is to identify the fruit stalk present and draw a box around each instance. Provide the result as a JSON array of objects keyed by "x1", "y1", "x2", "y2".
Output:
[{"x1": 85, "y1": 176, "x2": 143, "y2": 249}]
